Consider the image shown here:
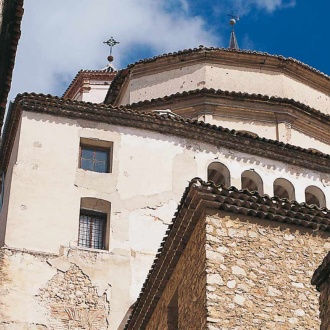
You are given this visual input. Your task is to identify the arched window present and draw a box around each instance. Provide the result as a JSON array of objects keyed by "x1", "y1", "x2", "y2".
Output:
[
  {"x1": 305, "y1": 186, "x2": 326, "y2": 208},
  {"x1": 241, "y1": 170, "x2": 263, "y2": 194},
  {"x1": 207, "y1": 162, "x2": 230, "y2": 186},
  {"x1": 274, "y1": 178, "x2": 295, "y2": 200},
  {"x1": 79, "y1": 197, "x2": 111, "y2": 250}
]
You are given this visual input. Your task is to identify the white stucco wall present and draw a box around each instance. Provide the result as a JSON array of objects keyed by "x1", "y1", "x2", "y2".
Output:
[
  {"x1": 1, "y1": 110, "x2": 330, "y2": 329},
  {"x1": 121, "y1": 63, "x2": 330, "y2": 114}
]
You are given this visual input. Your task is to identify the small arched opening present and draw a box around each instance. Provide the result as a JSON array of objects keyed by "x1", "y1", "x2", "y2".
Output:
[
  {"x1": 305, "y1": 186, "x2": 326, "y2": 208},
  {"x1": 274, "y1": 178, "x2": 295, "y2": 200},
  {"x1": 207, "y1": 162, "x2": 230, "y2": 186},
  {"x1": 241, "y1": 170, "x2": 263, "y2": 194}
]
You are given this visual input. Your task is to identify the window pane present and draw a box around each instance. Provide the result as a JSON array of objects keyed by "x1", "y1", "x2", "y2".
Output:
[
  {"x1": 81, "y1": 159, "x2": 93, "y2": 171},
  {"x1": 81, "y1": 148, "x2": 94, "y2": 160},
  {"x1": 78, "y1": 211, "x2": 106, "y2": 250},
  {"x1": 95, "y1": 150, "x2": 108, "y2": 162},
  {"x1": 94, "y1": 161, "x2": 107, "y2": 173},
  {"x1": 80, "y1": 145, "x2": 110, "y2": 173}
]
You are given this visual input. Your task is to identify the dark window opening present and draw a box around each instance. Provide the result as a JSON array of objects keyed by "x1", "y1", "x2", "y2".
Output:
[
  {"x1": 305, "y1": 192, "x2": 320, "y2": 207},
  {"x1": 78, "y1": 210, "x2": 106, "y2": 249},
  {"x1": 79, "y1": 145, "x2": 110, "y2": 173}
]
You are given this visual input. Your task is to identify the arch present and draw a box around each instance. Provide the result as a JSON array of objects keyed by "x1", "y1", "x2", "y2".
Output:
[
  {"x1": 305, "y1": 186, "x2": 326, "y2": 208},
  {"x1": 241, "y1": 170, "x2": 263, "y2": 194},
  {"x1": 207, "y1": 162, "x2": 230, "y2": 186},
  {"x1": 273, "y1": 178, "x2": 295, "y2": 200},
  {"x1": 79, "y1": 197, "x2": 111, "y2": 250}
]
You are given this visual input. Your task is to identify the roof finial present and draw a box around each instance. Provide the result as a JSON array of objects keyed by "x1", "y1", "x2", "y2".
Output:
[
  {"x1": 227, "y1": 11, "x2": 239, "y2": 50},
  {"x1": 103, "y1": 37, "x2": 120, "y2": 72}
]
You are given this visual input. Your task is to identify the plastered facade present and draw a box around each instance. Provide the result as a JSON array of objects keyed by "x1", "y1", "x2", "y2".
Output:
[
  {"x1": 205, "y1": 212, "x2": 330, "y2": 329},
  {"x1": 1, "y1": 108, "x2": 330, "y2": 328},
  {"x1": 119, "y1": 63, "x2": 330, "y2": 115}
]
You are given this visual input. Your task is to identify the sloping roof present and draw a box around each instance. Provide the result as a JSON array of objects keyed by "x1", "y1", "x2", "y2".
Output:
[
  {"x1": 3, "y1": 92, "x2": 330, "y2": 173},
  {"x1": 125, "y1": 178, "x2": 330, "y2": 329},
  {"x1": 62, "y1": 69, "x2": 116, "y2": 99},
  {"x1": 104, "y1": 46, "x2": 330, "y2": 105},
  {"x1": 0, "y1": 0, "x2": 24, "y2": 130},
  {"x1": 128, "y1": 87, "x2": 330, "y2": 125}
]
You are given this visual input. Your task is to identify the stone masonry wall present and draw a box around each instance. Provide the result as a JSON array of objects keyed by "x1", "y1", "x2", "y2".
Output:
[
  {"x1": 146, "y1": 215, "x2": 207, "y2": 329},
  {"x1": 205, "y1": 211, "x2": 330, "y2": 330},
  {"x1": 317, "y1": 278, "x2": 330, "y2": 330}
]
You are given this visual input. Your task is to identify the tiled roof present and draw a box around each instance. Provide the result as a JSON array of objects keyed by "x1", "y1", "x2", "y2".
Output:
[
  {"x1": 62, "y1": 69, "x2": 116, "y2": 99},
  {"x1": 2, "y1": 92, "x2": 330, "y2": 173},
  {"x1": 126, "y1": 178, "x2": 330, "y2": 329},
  {"x1": 0, "y1": 0, "x2": 24, "y2": 130},
  {"x1": 104, "y1": 46, "x2": 330, "y2": 105},
  {"x1": 128, "y1": 87, "x2": 330, "y2": 124}
]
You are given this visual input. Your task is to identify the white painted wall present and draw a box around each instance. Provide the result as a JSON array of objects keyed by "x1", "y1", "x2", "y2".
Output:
[
  {"x1": 121, "y1": 63, "x2": 330, "y2": 114},
  {"x1": 1, "y1": 110, "x2": 330, "y2": 328}
]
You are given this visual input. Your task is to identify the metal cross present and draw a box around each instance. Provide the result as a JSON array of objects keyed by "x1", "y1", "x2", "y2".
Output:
[
  {"x1": 103, "y1": 37, "x2": 120, "y2": 56},
  {"x1": 227, "y1": 10, "x2": 240, "y2": 22}
]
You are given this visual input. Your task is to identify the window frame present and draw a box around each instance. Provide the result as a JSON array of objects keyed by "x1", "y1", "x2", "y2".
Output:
[
  {"x1": 78, "y1": 138, "x2": 113, "y2": 174},
  {"x1": 78, "y1": 209, "x2": 107, "y2": 250}
]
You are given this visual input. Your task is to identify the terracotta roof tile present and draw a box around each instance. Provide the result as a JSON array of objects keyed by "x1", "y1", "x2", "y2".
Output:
[
  {"x1": 126, "y1": 178, "x2": 330, "y2": 329},
  {"x1": 127, "y1": 87, "x2": 330, "y2": 125},
  {"x1": 0, "y1": 0, "x2": 24, "y2": 130},
  {"x1": 62, "y1": 69, "x2": 116, "y2": 99},
  {"x1": 104, "y1": 46, "x2": 330, "y2": 105},
  {"x1": 2, "y1": 92, "x2": 330, "y2": 174}
]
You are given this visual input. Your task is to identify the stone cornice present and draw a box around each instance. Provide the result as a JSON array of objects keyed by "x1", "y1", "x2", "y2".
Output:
[
  {"x1": 126, "y1": 178, "x2": 330, "y2": 329},
  {"x1": 127, "y1": 88, "x2": 330, "y2": 124},
  {"x1": 2, "y1": 92, "x2": 330, "y2": 174},
  {"x1": 104, "y1": 47, "x2": 330, "y2": 105}
]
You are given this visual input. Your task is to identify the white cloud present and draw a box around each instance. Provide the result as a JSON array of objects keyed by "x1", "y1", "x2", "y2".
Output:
[
  {"x1": 232, "y1": 0, "x2": 296, "y2": 15},
  {"x1": 9, "y1": 0, "x2": 296, "y2": 100},
  {"x1": 10, "y1": 0, "x2": 219, "y2": 98}
]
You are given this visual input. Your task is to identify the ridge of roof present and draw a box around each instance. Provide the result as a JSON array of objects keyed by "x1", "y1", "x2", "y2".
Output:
[
  {"x1": 126, "y1": 46, "x2": 329, "y2": 80},
  {"x1": 3, "y1": 92, "x2": 330, "y2": 173},
  {"x1": 62, "y1": 69, "x2": 116, "y2": 99},
  {"x1": 126, "y1": 178, "x2": 330, "y2": 329},
  {"x1": 127, "y1": 87, "x2": 330, "y2": 123},
  {"x1": 104, "y1": 46, "x2": 330, "y2": 105}
]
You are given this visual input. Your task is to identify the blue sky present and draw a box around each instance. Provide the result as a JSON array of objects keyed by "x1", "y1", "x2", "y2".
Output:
[{"x1": 9, "y1": 0, "x2": 330, "y2": 100}]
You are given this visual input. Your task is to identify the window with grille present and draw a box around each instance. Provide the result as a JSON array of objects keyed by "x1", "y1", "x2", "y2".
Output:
[
  {"x1": 79, "y1": 145, "x2": 110, "y2": 173},
  {"x1": 78, "y1": 210, "x2": 106, "y2": 250}
]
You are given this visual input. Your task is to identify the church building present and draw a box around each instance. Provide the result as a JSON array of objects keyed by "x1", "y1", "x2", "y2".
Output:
[{"x1": 0, "y1": 19, "x2": 330, "y2": 329}]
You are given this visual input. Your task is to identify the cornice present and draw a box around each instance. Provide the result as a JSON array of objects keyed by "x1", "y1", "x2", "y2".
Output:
[
  {"x1": 2, "y1": 92, "x2": 330, "y2": 174},
  {"x1": 104, "y1": 47, "x2": 330, "y2": 105}
]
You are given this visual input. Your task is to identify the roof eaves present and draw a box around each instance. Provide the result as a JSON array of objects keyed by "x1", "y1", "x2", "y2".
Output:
[
  {"x1": 125, "y1": 178, "x2": 330, "y2": 329},
  {"x1": 0, "y1": 0, "x2": 24, "y2": 131},
  {"x1": 104, "y1": 46, "x2": 330, "y2": 105},
  {"x1": 127, "y1": 87, "x2": 330, "y2": 124},
  {"x1": 2, "y1": 92, "x2": 330, "y2": 173}
]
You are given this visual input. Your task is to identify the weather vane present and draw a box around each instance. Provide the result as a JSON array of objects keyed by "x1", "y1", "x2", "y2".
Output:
[
  {"x1": 226, "y1": 10, "x2": 239, "y2": 50},
  {"x1": 103, "y1": 37, "x2": 120, "y2": 58},
  {"x1": 227, "y1": 10, "x2": 240, "y2": 30}
]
